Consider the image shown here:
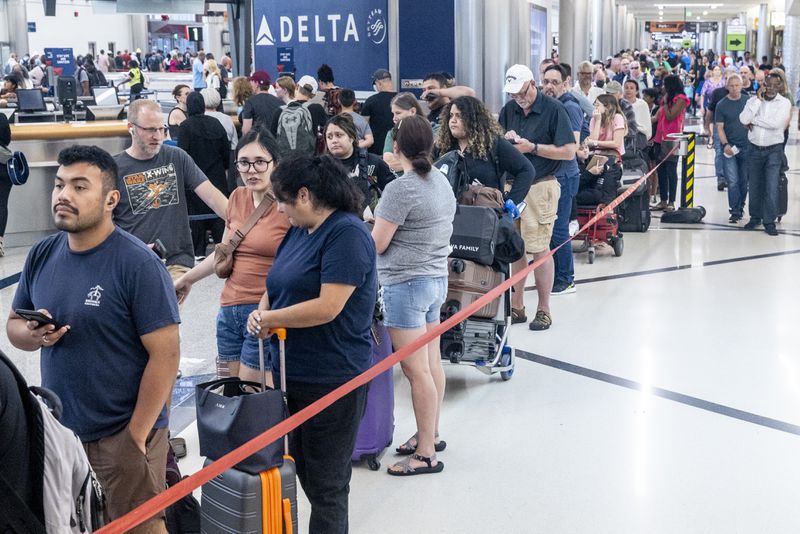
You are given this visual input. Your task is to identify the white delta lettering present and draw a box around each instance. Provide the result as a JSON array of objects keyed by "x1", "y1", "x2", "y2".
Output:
[{"x1": 277, "y1": 13, "x2": 358, "y2": 44}]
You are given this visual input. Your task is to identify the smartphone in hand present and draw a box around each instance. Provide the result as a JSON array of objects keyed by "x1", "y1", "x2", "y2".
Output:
[
  {"x1": 15, "y1": 309, "x2": 59, "y2": 329},
  {"x1": 152, "y1": 239, "x2": 167, "y2": 260}
]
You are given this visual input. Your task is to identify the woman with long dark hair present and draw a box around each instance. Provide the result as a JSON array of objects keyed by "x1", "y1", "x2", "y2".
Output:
[
  {"x1": 175, "y1": 127, "x2": 290, "y2": 381},
  {"x1": 436, "y1": 96, "x2": 534, "y2": 203},
  {"x1": 178, "y1": 92, "x2": 231, "y2": 258},
  {"x1": 168, "y1": 84, "x2": 190, "y2": 141},
  {"x1": 324, "y1": 113, "x2": 394, "y2": 218},
  {"x1": 247, "y1": 154, "x2": 375, "y2": 532},
  {"x1": 652, "y1": 74, "x2": 690, "y2": 211},
  {"x1": 372, "y1": 114, "x2": 456, "y2": 476}
]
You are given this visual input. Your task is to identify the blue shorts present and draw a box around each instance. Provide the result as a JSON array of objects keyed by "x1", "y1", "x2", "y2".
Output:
[
  {"x1": 216, "y1": 303, "x2": 267, "y2": 371},
  {"x1": 381, "y1": 276, "x2": 448, "y2": 329}
]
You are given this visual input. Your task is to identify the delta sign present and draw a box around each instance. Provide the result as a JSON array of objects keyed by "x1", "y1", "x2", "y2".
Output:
[{"x1": 254, "y1": 0, "x2": 389, "y2": 91}]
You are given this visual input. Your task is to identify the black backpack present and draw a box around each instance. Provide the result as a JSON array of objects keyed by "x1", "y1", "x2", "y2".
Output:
[{"x1": 87, "y1": 69, "x2": 107, "y2": 88}]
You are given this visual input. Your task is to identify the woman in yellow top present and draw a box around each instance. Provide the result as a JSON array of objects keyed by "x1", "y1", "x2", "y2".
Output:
[{"x1": 124, "y1": 59, "x2": 145, "y2": 100}]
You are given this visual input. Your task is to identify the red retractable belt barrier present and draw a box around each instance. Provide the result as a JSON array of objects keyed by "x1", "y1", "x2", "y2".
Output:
[{"x1": 97, "y1": 151, "x2": 672, "y2": 533}]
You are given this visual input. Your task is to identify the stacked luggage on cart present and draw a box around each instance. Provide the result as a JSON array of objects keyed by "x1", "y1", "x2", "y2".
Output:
[{"x1": 435, "y1": 152, "x2": 523, "y2": 381}]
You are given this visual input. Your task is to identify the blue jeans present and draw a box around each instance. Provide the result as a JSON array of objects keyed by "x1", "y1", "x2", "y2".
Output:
[
  {"x1": 381, "y1": 276, "x2": 447, "y2": 329},
  {"x1": 551, "y1": 172, "x2": 579, "y2": 286},
  {"x1": 722, "y1": 146, "x2": 749, "y2": 217},
  {"x1": 747, "y1": 144, "x2": 784, "y2": 224},
  {"x1": 216, "y1": 303, "x2": 264, "y2": 370},
  {"x1": 713, "y1": 129, "x2": 725, "y2": 183}
]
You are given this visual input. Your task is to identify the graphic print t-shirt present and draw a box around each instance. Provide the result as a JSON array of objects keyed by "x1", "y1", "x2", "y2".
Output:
[{"x1": 113, "y1": 144, "x2": 208, "y2": 267}]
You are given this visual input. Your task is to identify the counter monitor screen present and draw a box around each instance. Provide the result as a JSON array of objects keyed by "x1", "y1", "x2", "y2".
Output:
[
  {"x1": 92, "y1": 86, "x2": 119, "y2": 106},
  {"x1": 17, "y1": 89, "x2": 46, "y2": 112}
]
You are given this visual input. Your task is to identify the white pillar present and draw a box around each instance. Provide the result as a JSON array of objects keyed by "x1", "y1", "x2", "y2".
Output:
[
  {"x1": 6, "y1": 0, "x2": 29, "y2": 57},
  {"x1": 608, "y1": 0, "x2": 618, "y2": 56},
  {"x1": 784, "y1": 15, "x2": 800, "y2": 102},
  {"x1": 591, "y1": 0, "x2": 604, "y2": 60},
  {"x1": 559, "y1": 0, "x2": 576, "y2": 71},
  {"x1": 757, "y1": 3, "x2": 770, "y2": 62}
]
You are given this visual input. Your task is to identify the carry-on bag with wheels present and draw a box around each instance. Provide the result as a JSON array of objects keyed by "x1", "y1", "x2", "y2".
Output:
[
  {"x1": 200, "y1": 329, "x2": 298, "y2": 534},
  {"x1": 351, "y1": 320, "x2": 395, "y2": 470},
  {"x1": 778, "y1": 172, "x2": 788, "y2": 221}
]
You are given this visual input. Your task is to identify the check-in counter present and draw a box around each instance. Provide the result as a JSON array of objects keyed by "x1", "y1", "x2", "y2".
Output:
[{"x1": 7, "y1": 120, "x2": 131, "y2": 247}]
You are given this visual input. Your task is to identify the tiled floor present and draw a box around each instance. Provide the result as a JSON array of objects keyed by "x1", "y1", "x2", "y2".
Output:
[{"x1": 2, "y1": 123, "x2": 799, "y2": 533}]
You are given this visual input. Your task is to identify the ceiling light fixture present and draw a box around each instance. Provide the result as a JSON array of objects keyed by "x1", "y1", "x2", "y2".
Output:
[{"x1": 703, "y1": 10, "x2": 708, "y2": 14}]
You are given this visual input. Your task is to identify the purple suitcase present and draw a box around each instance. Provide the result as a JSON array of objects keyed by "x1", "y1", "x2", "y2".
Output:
[{"x1": 351, "y1": 321, "x2": 394, "y2": 470}]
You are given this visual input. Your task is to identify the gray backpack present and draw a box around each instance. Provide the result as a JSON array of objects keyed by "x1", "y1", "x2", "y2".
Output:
[
  {"x1": 0, "y1": 351, "x2": 106, "y2": 533},
  {"x1": 276, "y1": 103, "x2": 316, "y2": 156}
]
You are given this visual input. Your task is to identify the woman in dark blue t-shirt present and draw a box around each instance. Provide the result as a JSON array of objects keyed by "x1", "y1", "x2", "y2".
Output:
[{"x1": 247, "y1": 154, "x2": 375, "y2": 534}]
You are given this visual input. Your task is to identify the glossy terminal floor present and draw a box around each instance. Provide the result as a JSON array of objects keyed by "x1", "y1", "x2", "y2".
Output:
[{"x1": 2, "y1": 120, "x2": 799, "y2": 533}]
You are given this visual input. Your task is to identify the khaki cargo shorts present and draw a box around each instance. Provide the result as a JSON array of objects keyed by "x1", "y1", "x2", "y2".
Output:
[{"x1": 518, "y1": 178, "x2": 561, "y2": 254}]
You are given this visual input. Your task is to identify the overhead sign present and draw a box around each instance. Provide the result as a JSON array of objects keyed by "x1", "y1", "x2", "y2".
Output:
[
  {"x1": 27, "y1": 22, "x2": 36, "y2": 32},
  {"x1": 185, "y1": 26, "x2": 203, "y2": 42},
  {"x1": 44, "y1": 47, "x2": 75, "y2": 76},
  {"x1": 646, "y1": 21, "x2": 686, "y2": 33},
  {"x1": 253, "y1": 0, "x2": 389, "y2": 91},
  {"x1": 727, "y1": 24, "x2": 746, "y2": 51},
  {"x1": 682, "y1": 38, "x2": 694, "y2": 49},
  {"x1": 684, "y1": 21, "x2": 719, "y2": 32}
]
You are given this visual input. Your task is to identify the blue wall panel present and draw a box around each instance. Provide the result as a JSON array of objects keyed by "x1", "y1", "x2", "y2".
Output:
[{"x1": 398, "y1": 0, "x2": 455, "y2": 90}]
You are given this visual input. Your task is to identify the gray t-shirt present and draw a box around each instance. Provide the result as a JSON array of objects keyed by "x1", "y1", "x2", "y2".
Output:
[
  {"x1": 113, "y1": 144, "x2": 208, "y2": 268},
  {"x1": 374, "y1": 167, "x2": 456, "y2": 286},
  {"x1": 346, "y1": 111, "x2": 372, "y2": 141},
  {"x1": 714, "y1": 96, "x2": 749, "y2": 149}
]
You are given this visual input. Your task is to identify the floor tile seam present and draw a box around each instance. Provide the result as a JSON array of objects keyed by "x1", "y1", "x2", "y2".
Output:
[
  {"x1": 515, "y1": 350, "x2": 800, "y2": 437},
  {"x1": 524, "y1": 248, "x2": 800, "y2": 290}
]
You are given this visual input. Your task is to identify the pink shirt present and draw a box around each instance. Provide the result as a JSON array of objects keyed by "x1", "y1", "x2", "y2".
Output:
[
  {"x1": 589, "y1": 113, "x2": 626, "y2": 156},
  {"x1": 654, "y1": 94, "x2": 690, "y2": 144}
]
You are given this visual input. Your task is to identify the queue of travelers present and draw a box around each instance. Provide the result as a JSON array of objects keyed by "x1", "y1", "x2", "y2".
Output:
[{"x1": 1, "y1": 45, "x2": 795, "y2": 533}]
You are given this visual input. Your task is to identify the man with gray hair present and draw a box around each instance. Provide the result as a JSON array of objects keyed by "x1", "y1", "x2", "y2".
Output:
[
  {"x1": 113, "y1": 99, "x2": 228, "y2": 279},
  {"x1": 714, "y1": 73, "x2": 750, "y2": 223}
]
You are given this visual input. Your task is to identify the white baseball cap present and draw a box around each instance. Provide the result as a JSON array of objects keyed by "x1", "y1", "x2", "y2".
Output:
[
  {"x1": 503, "y1": 64, "x2": 534, "y2": 93},
  {"x1": 297, "y1": 75, "x2": 318, "y2": 94}
]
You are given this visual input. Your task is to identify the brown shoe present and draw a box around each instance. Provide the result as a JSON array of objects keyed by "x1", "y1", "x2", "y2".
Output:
[
  {"x1": 651, "y1": 201, "x2": 668, "y2": 211},
  {"x1": 511, "y1": 307, "x2": 527, "y2": 324},
  {"x1": 529, "y1": 309, "x2": 552, "y2": 331}
]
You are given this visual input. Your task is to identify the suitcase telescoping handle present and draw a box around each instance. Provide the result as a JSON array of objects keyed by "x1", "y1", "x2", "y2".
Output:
[{"x1": 258, "y1": 327, "x2": 289, "y2": 455}]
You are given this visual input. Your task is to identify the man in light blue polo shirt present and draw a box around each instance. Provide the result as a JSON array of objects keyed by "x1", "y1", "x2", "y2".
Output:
[{"x1": 192, "y1": 50, "x2": 206, "y2": 91}]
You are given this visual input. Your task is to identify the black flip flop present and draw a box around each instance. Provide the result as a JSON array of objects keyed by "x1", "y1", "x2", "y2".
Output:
[{"x1": 396, "y1": 434, "x2": 447, "y2": 455}]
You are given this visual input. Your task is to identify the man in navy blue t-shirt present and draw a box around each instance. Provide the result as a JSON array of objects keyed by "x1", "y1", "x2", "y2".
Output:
[{"x1": 7, "y1": 145, "x2": 180, "y2": 530}]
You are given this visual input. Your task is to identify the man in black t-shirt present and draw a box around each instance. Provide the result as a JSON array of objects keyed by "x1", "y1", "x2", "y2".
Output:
[
  {"x1": 360, "y1": 69, "x2": 396, "y2": 156},
  {"x1": 421, "y1": 72, "x2": 476, "y2": 136},
  {"x1": 707, "y1": 85, "x2": 730, "y2": 190},
  {"x1": 498, "y1": 64, "x2": 577, "y2": 332},
  {"x1": 242, "y1": 70, "x2": 283, "y2": 135}
]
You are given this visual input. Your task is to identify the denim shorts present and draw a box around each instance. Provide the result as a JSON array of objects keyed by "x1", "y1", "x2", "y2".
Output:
[
  {"x1": 381, "y1": 276, "x2": 448, "y2": 329},
  {"x1": 216, "y1": 303, "x2": 266, "y2": 370}
]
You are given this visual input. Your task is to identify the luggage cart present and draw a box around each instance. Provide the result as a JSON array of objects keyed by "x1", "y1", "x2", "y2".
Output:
[{"x1": 439, "y1": 270, "x2": 515, "y2": 381}]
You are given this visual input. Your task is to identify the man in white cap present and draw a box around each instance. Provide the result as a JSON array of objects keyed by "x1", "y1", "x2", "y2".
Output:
[{"x1": 498, "y1": 64, "x2": 577, "y2": 331}]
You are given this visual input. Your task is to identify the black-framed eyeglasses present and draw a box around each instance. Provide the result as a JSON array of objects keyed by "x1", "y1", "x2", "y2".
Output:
[
  {"x1": 235, "y1": 159, "x2": 273, "y2": 173},
  {"x1": 132, "y1": 123, "x2": 168, "y2": 135}
]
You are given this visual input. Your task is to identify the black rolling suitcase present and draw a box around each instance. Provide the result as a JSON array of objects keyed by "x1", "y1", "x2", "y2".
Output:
[
  {"x1": 778, "y1": 173, "x2": 788, "y2": 222},
  {"x1": 618, "y1": 170, "x2": 651, "y2": 232},
  {"x1": 201, "y1": 331, "x2": 298, "y2": 534}
]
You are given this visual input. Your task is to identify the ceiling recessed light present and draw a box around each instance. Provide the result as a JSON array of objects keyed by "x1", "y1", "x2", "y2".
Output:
[
  {"x1": 696, "y1": 15, "x2": 700, "y2": 19},
  {"x1": 703, "y1": 10, "x2": 708, "y2": 14}
]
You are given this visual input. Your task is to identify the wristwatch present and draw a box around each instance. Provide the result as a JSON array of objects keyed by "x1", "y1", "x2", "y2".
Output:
[{"x1": 532, "y1": 143, "x2": 539, "y2": 155}]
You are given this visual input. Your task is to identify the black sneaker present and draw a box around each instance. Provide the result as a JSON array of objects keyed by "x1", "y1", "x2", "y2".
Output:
[
  {"x1": 717, "y1": 180, "x2": 726, "y2": 191},
  {"x1": 743, "y1": 219, "x2": 761, "y2": 230},
  {"x1": 764, "y1": 224, "x2": 778, "y2": 236},
  {"x1": 729, "y1": 214, "x2": 742, "y2": 223},
  {"x1": 552, "y1": 282, "x2": 576, "y2": 295}
]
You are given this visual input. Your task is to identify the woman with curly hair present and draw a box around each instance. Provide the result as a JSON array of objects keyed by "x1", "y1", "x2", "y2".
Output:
[{"x1": 435, "y1": 95, "x2": 534, "y2": 204}]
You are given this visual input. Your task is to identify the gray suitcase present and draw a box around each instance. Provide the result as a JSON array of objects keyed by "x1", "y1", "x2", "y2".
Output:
[{"x1": 201, "y1": 331, "x2": 299, "y2": 534}]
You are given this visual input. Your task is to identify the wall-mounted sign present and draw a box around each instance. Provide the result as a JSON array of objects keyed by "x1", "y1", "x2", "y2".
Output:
[
  {"x1": 253, "y1": 0, "x2": 389, "y2": 91},
  {"x1": 44, "y1": 47, "x2": 75, "y2": 76},
  {"x1": 27, "y1": 22, "x2": 36, "y2": 32},
  {"x1": 646, "y1": 21, "x2": 686, "y2": 33}
]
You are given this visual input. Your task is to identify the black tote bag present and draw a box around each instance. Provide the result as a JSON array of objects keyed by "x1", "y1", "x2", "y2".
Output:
[{"x1": 195, "y1": 377, "x2": 287, "y2": 475}]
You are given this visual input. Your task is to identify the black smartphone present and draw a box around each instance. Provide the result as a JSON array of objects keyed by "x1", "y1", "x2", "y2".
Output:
[
  {"x1": 153, "y1": 239, "x2": 167, "y2": 260},
  {"x1": 15, "y1": 309, "x2": 59, "y2": 329}
]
